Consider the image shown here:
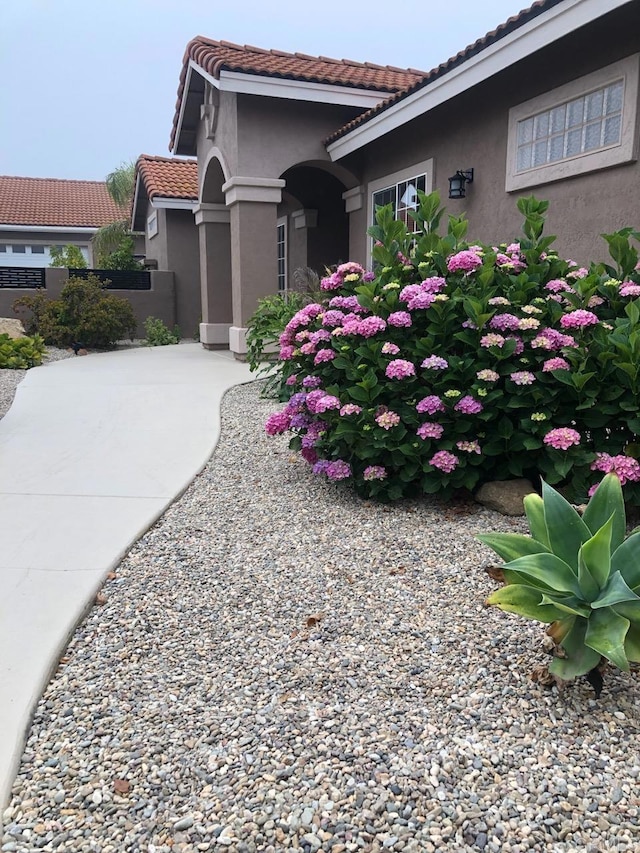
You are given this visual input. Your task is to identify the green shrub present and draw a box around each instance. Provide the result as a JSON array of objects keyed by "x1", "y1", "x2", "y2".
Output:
[
  {"x1": 264, "y1": 191, "x2": 640, "y2": 503},
  {"x1": 97, "y1": 235, "x2": 143, "y2": 271},
  {"x1": 0, "y1": 333, "x2": 46, "y2": 369},
  {"x1": 143, "y1": 316, "x2": 181, "y2": 346},
  {"x1": 246, "y1": 291, "x2": 308, "y2": 398},
  {"x1": 13, "y1": 274, "x2": 136, "y2": 348},
  {"x1": 49, "y1": 244, "x2": 87, "y2": 269},
  {"x1": 480, "y1": 474, "x2": 640, "y2": 695}
]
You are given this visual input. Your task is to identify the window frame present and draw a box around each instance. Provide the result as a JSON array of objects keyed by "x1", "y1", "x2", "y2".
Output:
[
  {"x1": 506, "y1": 54, "x2": 640, "y2": 192},
  {"x1": 366, "y1": 158, "x2": 434, "y2": 268},
  {"x1": 276, "y1": 216, "x2": 287, "y2": 294}
]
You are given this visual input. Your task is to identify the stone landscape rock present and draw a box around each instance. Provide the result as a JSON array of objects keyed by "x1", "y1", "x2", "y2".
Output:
[
  {"x1": 0, "y1": 318, "x2": 26, "y2": 340},
  {"x1": 475, "y1": 478, "x2": 536, "y2": 515}
]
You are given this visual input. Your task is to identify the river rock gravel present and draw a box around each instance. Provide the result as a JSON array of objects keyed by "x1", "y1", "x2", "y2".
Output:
[{"x1": 2, "y1": 381, "x2": 640, "y2": 853}]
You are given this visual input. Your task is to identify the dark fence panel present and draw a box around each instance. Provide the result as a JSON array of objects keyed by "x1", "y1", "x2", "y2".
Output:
[
  {"x1": 69, "y1": 268, "x2": 151, "y2": 291},
  {"x1": 0, "y1": 267, "x2": 46, "y2": 288}
]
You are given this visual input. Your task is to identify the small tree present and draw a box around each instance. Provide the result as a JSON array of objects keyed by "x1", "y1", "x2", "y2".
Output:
[
  {"x1": 49, "y1": 244, "x2": 87, "y2": 269},
  {"x1": 93, "y1": 160, "x2": 141, "y2": 270}
]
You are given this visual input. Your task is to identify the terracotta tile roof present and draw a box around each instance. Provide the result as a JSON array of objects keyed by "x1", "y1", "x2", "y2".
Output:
[
  {"x1": 136, "y1": 155, "x2": 198, "y2": 201},
  {"x1": 170, "y1": 37, "x2": 426, "y2": 150},
  {"x1": 0, "y1": 175, "x2": 124, "y2": 228},
  {"x1": 326, "y1": 0, "x2": 564, "y2": 145}
]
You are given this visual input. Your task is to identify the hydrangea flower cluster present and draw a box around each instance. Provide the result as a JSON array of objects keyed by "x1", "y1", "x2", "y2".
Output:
[{"x1": 544, "y1": 428, "x2": 581, "y2": 450}]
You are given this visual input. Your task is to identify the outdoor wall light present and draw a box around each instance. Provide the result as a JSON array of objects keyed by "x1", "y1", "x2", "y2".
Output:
[{"x1": 448, "y1": 168, "x2": 474, "y2": 199}]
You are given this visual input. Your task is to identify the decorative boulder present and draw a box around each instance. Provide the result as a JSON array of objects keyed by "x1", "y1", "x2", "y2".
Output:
[
  {"x1": 0, "y1": 318, "x2": 26, "y2": 340},
  {"x1": 475, "y1": 479, "x2": 536, "y2": 516}
]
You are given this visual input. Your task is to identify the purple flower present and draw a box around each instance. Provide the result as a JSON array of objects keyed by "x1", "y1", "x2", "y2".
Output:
[
  {"x1": 302, "y1": 375, "x2": 322, "y2": 389},
  {"x1": 461, "y1": 319, "x2": 478, "y2": 329},
  {"x1": 488, "y1": 297, "x2": 510, "y2": 306},
  {"x1": 320, "y1": 272, "x2": 342, "y2": 291},
  {"x1": 381, "y1": 342, "x2": 400, "y2": 355},
  {"x1": 265, "y1": 411, "x2": 292, "y2": 435},
  {"x1": 417, "y1": 422, "x2": 444, "y2": 440},
  {"x1": 314, "y1": 348, "x2": 336, "y2": 365},
  {"x1": 560, "y1": 310, "x2": 599, "y2": 329},
  {"x1": 543, "y1": 357, "x2": 570, "y2": 372},
  {"x1": 290, "y1": 413, "x2": 312, "y2": 429},
  {"x1": 326, "y1": 459, "x2": 352, "y2": 480},
  {"x1": 376, "y1": 410, "x2": 401, "y2": 430},
  {"x1": 387, "y1": 311, "x2": 413, "y2": 327},
  {"x1": 480, "y1": 333, "x2": 506, "y2": 348},
  {"x1": 363, "y1": 271, "x2": 376, "y2": 282},
  {"x1": 591, "y1": 453, "x2": 640, "y2": 485},
  {"x1": 509, "y1": 371, "x2": 536, "y2": 386},
  {"x1": 454, "y1": 395, "x2": 483, "y2": 414},
  {"x1": 300, "y1": 342, "x2": 317, "y2": 355},
  {"x1": 312, "y1": 460, "x2": 331, "y2": 475},
  {"x1": 545, "y1": 279, "x2": 572, "y2": 293},
  {"x1": 416, "y1": 395, "x2": 445, "y2": 415},
  {"x1": 300, "y1": 447, "x2": 318, "y2": 465},
  {"x1": 280, "y1": 345, "x2": 295, "y2": 360},
  {"x1": 620, "y1": 282, "x2": 640, "y2": 297},
  {"x1": 406, "y1": 292, "x2": 436, "y2": 310},
  {"x1": 358, "y1": 316, "x2": 387, "y2": 338},
  {"x1": 305, "y1": 390, "x2": 327, "y2": 413},
  {"x1": 531, "y1": 328, "x2": 577, "y2": 350},
  {"x1": 506, "y1": 335, "x2": 525, "y2": 355},
  {"x1": 429, "y1": 450, "x2": 459, "y2": 472},
  {"x1": 421, "y1": 355, "x2": 448, "y2": 370},
  {"x1": 340, "y1": 403, "x2": 362, "y2": 416},
  {"x1": 386, "y1": 359, "x2": 416, "y2": 380},
  {"x1": 363, "y1": 465, "x2": 387, "y2": 481},
  {"x1": 285, "y1": 374, "x2": 298, "y2": 386},
  {"x1": 490, "y1": 313, "x2": 521, "y2": 331},
  {"x1": 310, "y1": 329, "x2": 331, "y2": 344},
  {"x1": 315, "y1": 395, "x2": 341, "y2": 413},
  {"x1": 447, "y1": 250, "x2": 483, "y2": 273},
  {"x1": 543, "y1": 427, "x2": 581, "y2": 450},
  {"x1": 567, "y1": 267, "x2": 589, "y2": 280},
  {"x1": 321, "y1": 310, "x2": 346, "y2": 327}
]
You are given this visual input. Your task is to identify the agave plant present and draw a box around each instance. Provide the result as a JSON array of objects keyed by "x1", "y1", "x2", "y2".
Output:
[{"x1": 478, "y1": 474, "x2": 640, "y2": 695}]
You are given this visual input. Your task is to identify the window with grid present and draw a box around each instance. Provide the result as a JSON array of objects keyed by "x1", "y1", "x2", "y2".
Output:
[
  {"x1": 506, "y1": 56, "x2": 639, "y2": 192},
  {"x1": 372, "y1": 174, "x2": 426, "y2": 232},
  {"x1": 516, "y1": 80, "x2": 624, "y2": 173},
  {"x1": 276, "y1": 219, "x2": 287, "y2": 293}
]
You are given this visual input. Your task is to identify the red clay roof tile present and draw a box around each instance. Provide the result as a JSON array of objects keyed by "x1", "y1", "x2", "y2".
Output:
[
  {"x1": 170, "y1": 38, "x2": 426, "y2": 150},
  {"x1": 136, "y1": 155, "x2": 198, "y2": 201},
  {"x1": 0, "y1": 176, "x2": 124, "y2": 228}
]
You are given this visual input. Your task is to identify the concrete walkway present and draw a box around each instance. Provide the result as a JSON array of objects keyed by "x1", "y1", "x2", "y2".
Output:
[{"x1": 0, "y1": 344, "x2": 253, "y2": 814}]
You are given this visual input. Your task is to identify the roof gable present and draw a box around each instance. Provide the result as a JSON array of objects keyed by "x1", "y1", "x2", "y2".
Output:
[{"x1": 136, "y1": 155, "x2": 198, "y2": 201}]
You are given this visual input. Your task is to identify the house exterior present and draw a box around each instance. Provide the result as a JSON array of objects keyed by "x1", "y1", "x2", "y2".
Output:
[
  {"x1": 0, "y1": 176, "x2": 123, "y2": 268},
  {"x1": 167, "y1": 0, "x2": 640, "y2": 357},
  {"x1": 131, "y1": 155, "x2": 200, "y2": 336}
]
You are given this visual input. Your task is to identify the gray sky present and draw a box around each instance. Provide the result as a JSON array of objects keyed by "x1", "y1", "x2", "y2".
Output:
[{"x1": 1, "y1": 0, "x2": 524, "y2": 181}]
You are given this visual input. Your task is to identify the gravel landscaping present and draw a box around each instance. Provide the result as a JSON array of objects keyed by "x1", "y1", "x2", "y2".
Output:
[{"x1": 2, "y1": 378, "x2": 640, "y2": 852}]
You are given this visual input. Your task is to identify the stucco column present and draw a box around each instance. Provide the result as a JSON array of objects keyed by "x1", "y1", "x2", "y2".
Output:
[
  {"x1": 223, "y1": 176, "x2": 286, "y2": 357},
  {"x1": 194, "y1": 203, "x2": 232, "y2": 349}
]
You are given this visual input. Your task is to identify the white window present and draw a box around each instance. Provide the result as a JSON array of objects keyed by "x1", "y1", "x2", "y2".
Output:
[
  {"x1": 31, "y1": 245, "x2": 45, "y2": 254},
  {"x1": 367, "y1": 158, "x2": 434, "y2": 267},
  {"x1": 276, "y1": 217, "x2": 287, "y2": 293},
  {"x1": 147, "y1": 211, "x2": 158, "y2": 239},
  {"x1": 506, "y1": 55, "x2": 640, "y2": 192}
]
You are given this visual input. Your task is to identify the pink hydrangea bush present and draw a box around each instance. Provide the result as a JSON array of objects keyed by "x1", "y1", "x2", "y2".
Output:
[{"x1": 262, "y1": 192, "x2": 640, "y2": 502}]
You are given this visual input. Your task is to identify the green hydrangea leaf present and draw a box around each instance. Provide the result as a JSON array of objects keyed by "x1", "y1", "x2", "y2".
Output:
[
  {"x1": 611, "y1": 531, "x2": 640, "y2": 590},
  {"x1": 504, "y1": 553, "x2": 582, "y2": 596},
  {"x1": 523, "y1": 493, "x2": 550, "y2": 548},
  {"x1": 476, "y1": 533, "x2": 549, "y2": 562},
  {"x1": 582, "y1": 473, "x2": 626, "y2": 552},
  {"x1": 549, "y1": 619, "x2": 601, "y2": 680},
  {"x1": 579, "y1": 515, "x2": 613, "y2": 591},
  {"x1": 591, "y1": 571, "x2": 640, "y2": 609},
  {"x1": 541, "y1": 480, "x2": 591, "y2": 572},
  {"x1": 584, "y1": 607, "x2": 630, "y2": 671},
  {"x1": 486, "y1": 585, "x2": 565, "y2": 622}
]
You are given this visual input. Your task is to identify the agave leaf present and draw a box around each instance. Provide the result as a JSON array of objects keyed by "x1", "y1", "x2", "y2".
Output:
[
  {"x1": 523, "y1": 493, "x2": 550, "y2": 548},
  {"x1": 541, "y1": 480, "x2": 591, "y2": 572},
  {"x1": 623, "y1": 623, "x2": 640, "y2": 662},
  {"x1": 577, "y1": 551, "x2": 600, "y2": 603},
  {"x1": 549, "y1": 618, "x2": 601, "y2": 680},
  {"x1": 584, "y1": 607, "x2": 630, "y2": 671},
  {"x1": 610, "y1": 531, "x2": 640, "y2": 589},
  {"x1": 611, "y1": 599, "x2": 640, "y2": 621},
  {"x1": 547, "y1": 616, "x2": 575, "y2": 644},
  {"x1": 582, "y1": 473, "x2": 626, "y2": 552},
  {"x1": 504, "y1": 553, "x2": 582, "y2": 596},
  {"x1": 476, "y1": 533, "x2": 550, "y2": 562},
  {"x1": 591, "y1": 571, "x2": 640, "y2": 609},
  {"x1": 579, "y1": 515, "x2": 613, "y2": 591},
  {"x1": 486, "y1": 585, "x2": 565, "y2": 622},
  {"x1": 540, "y1": 594, "x2": 591, "y2": 618}
]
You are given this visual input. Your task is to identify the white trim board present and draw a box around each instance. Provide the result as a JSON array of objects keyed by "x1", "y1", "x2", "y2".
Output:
[
  {"x1": 0, "y1": 225, "x2": 98, "y2": 233},
  {"x1": 151, "y1": 197, "x2": 198, "y2": 211},
  {"x1": 327, "y1": 0, "x2": 634, "y2": 160}
]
